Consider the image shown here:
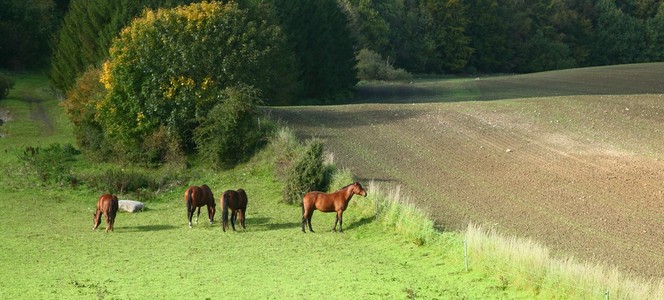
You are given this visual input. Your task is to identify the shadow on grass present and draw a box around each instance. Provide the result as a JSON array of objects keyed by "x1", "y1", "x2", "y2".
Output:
[
  {"x1": 248, "y1": 217, "x2": 300, "y2": 231},
  {"x1": 120, "y1": 224, "x2": 178, "y2": 232},
  {"x1": 344, "y1": 216, "x2": 375, "y2": 231}
]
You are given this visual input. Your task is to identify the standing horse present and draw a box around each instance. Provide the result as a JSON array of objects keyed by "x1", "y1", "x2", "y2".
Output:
[
  {"x1": 221, "y1": 189, "x2": 248, "y2": 232},
  {"x1": 301, "y1": 182, "x2": 367, "y2": 233},
  {"x1": 184, "y1": 184, "x2": 216, "y2": 228},
  {"x1": 93, "y1": 194, "x2": 119, "y2": 232}
]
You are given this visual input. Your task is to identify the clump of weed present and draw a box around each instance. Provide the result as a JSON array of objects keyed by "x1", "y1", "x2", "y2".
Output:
[
  {"x1": 18, "y1": 143, "x2": 80, "y2": 186},
  {"x1": 84, "y1": 166, "x2": 188, "y2": 202}
]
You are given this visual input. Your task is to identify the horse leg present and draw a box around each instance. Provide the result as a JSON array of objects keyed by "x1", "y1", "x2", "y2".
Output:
[
  {"x1": 208, "y1": 206, "x2": 214, "y2": 224},
  {"x1": 195, "y1": 207, "x2": 201, "y2": 224},
  {"x1": 338, "y1": 211, "x2": 344, "y2": 233},
  {"x1": 93, "y1": 211, "x2": 101, "y2": 230},
  {"x1": 104, "y1": 212, "x2": 111, "y2": 233},
  {"x1": 187, "y1": 207, "x2": 194, "y2": 228},
  {"x1": 239, "y1": 210, "x2": 246, "y2": 229},
  {"x1": 231, "y1": 210, "x2": 237, "y2": 231},
  {"x1": 307, "y1": 211, "x2": 315, "y2": 233},
  {"x1": 332, "y1": 211, "x2": 342, "y2": 232},
  {"x1": 301, "y1": 206, "x2": 307, "y2": 233}
]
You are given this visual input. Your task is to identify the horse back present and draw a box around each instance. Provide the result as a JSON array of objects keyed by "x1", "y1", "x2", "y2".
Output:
[
  {"x1": 184, "y1": 186, "x2": 204, "y2": 206},
  {"x1": 98, "y1": 194, "x2": 119, "y2": 216},
  {"x1": 200, "y1": 184, "x2": 215, "y2": 207},
  {"x1": 237, "y1": 189, "x2": 248, "y2": 210},
  {"x1": 222, "y1": 190, "x2": 238, "y2": 208},
  {"x1": 304, "y1": 191, "x2": 337, "y2": 212},
  {"x1": 108, "y1": 194, "x2": 119, "y2": 218}
]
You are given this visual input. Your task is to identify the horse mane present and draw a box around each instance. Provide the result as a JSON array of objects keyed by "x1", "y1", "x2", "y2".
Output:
[{"x1": 337, "y1": 182, "x2": 357, "y2": 191}]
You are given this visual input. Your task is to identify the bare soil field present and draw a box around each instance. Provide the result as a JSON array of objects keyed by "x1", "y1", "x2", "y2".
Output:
[{"x1": 269, "y1": 64, "x2": 664, "y2": 279}]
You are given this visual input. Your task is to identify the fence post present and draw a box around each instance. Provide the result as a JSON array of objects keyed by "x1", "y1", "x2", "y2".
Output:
[
  {"x1": 605, "y1": 289, "x2": 609, "y2": 300},
  {"x1": 464, "y1": 239, "x2": 469, "y2": 272},
  {"x1": 375, "y1": 198, "x2": 379, "y2": 221}
]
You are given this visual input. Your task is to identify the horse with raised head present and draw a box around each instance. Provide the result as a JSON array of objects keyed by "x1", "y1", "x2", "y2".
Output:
[
  {"x1": 184, "y1": 184, "x2": 216, "y2": 228},
  {"x1": 221, "y1": 189, "x2": 248, "y2": 232},
  {"x1": 301, "y1": 182, "x2": 367, "y2": 233},
  {"x1": 93, "y1": 194, "x2": 119, "y2": 232}
]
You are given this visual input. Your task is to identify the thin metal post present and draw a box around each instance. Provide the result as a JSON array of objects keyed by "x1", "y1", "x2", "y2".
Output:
[{"x1": 464, "y1": 239, "x2": 469, "y2": 272}]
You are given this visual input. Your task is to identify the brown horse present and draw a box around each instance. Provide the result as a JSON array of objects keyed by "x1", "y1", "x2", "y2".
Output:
[
  {"x1": 301, "y1": 182, "x2": 367, "y2": 233},
  {"x1": 184, "y1": 184, "x2": 216, "y2": 228},
  {"x1": 221, "y1": 189, "x2": 248, "y2": 232},
  {"x1": 93, "y1": 194, "x2": 119, "y2": 232}
]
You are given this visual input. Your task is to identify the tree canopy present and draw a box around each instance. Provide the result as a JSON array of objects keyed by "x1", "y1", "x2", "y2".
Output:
[{"x1": 68, "y1": 1, "x2": 295, "y2": 165}]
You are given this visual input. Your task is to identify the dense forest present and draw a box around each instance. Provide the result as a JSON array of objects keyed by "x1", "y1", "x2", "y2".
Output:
[
  {"x1": 2, "y1": 0, "x2": 662, "y2": 77},
  {"x1": 1, "y1": 0, "x2": 662, "y2": 165}
]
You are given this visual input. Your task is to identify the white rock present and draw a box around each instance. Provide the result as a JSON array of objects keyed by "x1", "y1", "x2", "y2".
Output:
[{"x1": 118, "y1": 200, "x2": 145, "y2": 212}]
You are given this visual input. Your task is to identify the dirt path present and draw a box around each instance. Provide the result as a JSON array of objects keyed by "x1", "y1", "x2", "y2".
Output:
[
  {"x1": 269, "y1": 95, "x2": 664, "y2": 279},
  {"x1": 23, "y1": 96, "x2": 55, "y2": 135}
]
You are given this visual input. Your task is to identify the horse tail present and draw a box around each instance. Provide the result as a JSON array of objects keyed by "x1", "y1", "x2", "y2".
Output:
[
  {"x1": 222, "y1": 191, "x2": 230, "y2": 231},
  {"x1": 185, "y1": 188, "x2": 193, "y2": 213}
]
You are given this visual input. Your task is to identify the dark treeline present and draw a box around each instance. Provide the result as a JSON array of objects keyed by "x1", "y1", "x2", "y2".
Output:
[
  {"x1": 1, "y1": 0, "x2": 662, "y2": 91},
  {"x1": 344, "y1": 0, "x2": 663, "y2": 74}
]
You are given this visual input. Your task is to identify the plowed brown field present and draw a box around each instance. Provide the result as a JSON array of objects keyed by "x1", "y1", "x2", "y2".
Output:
[{"x1": 269, "y1": 64, "x2": 664, "y2": 279}]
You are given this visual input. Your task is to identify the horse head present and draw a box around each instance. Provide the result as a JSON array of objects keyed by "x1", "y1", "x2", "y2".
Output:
[{"x1": 352, "y1": 182, "x2": 367, "y2": 197}]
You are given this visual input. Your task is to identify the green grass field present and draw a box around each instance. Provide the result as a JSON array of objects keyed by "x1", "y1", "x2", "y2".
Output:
[
  {"x1": 0, "y1": 74, "x2": 539, "y2": 299},
  {"x1": 2, "y1": 69, "x2": 662, "y2": 299}
]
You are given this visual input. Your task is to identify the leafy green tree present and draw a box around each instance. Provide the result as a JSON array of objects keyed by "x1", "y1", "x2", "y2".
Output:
[
  {"x1": 270, "y1": 0, "x2": 357, "y2": 101},
  {"x1": 645, "y1": 4, "x2": 664, "y2": 61},
  {"x1": 418, "y1": 0, "x2": 472, "y2": 73},
  {"x1": 0, "y1": 72, "x2": 16, "y2": 100},
  {"x1": 356, "y1": 48, "x2": 411, "y2": 81},
  {"x1": 464, "y1": 0, "x2": 513, "y2": 73},
  {"x1": 194, "y1": 84, "x2": 266, "y2": 168},
  {"x1": 591, "y1": 0, "x2": 649, "y2": 65},
  {"x1": 60, "y1": 67, "x2": 107, "y2": 157},
  {"x1": 339, "y1": 0, "x2": 391, "y2": 55},
  {"x1": 0, "y1": 0, "x2": 60, "y2": 69},
  {"x1": 49, "y1": 0, "x2": 195, "y2": 91},
  {"x1": 96, "y1": 1, "x2": 296, "y2": 163}
]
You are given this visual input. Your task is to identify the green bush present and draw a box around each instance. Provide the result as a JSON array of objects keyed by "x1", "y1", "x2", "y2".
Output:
[
  {"x1": 18, "y1": 143, "x2": 81, "y2": 186},
  {"x1": 282, "y1": 139, "x2": 328, "y2": 205},
  {"x1": 84, "y1": 166, "x2": 188, "y2": 201},
  {"x1": 0, "y1": 72, "x2": 15, "y2": 100},
  {"x1": 194, "y1": 84, "x2": 266, "y2": 169},
  {"x1": 61, "y1": 67, "x2": 108, "y2": 157},
  {"x1": 356, "y1": 48, "x2": 412, "y2": 81}
]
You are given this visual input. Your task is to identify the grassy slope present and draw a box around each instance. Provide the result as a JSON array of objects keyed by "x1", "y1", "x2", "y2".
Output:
[{"x1": 0, "y1": 76, "x2": 537, "y2": 298}]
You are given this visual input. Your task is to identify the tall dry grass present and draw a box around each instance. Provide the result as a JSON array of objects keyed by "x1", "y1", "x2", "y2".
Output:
[
  {"x1": 465, "y1": 223, "x2": 664, "y2": 299},
  {"x1": 349, "y1": 174, "x2": 663, "y2": 299}
]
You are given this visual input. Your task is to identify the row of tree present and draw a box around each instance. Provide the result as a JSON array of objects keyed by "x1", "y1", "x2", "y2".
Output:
[
  {"x1": 2, "y1": 0, "x2": 662, "y2": 86},
  {"x1": 343, "y1": 0, "x2": 663, "y2": 74}
]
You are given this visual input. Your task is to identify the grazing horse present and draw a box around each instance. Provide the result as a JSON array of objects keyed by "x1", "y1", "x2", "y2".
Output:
[
  {"x1": 184, "y1": 184, "x2": 216, "y2": 228},
  {"x1": 221, "y1": 189, "x2": 248, "y2": 232},
  {"x1": 301, "y1": 182, "x2": 367, "y2": 233},
  {"x1": 93, "y1": 194, "x2": 119, "y2": 232}
]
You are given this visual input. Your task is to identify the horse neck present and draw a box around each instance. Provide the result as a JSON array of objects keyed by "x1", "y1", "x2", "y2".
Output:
[{"x1": 340, "y1": 186, "x2": 355, "y2": 203}]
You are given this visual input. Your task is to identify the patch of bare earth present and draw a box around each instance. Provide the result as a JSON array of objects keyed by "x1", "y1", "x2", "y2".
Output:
[
  {"x1": 269, "y1": 94, "x2": 664, "y2": 279},
  {"x1": 24, "y1": 96, "x2": 55, "y2": 135}
]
